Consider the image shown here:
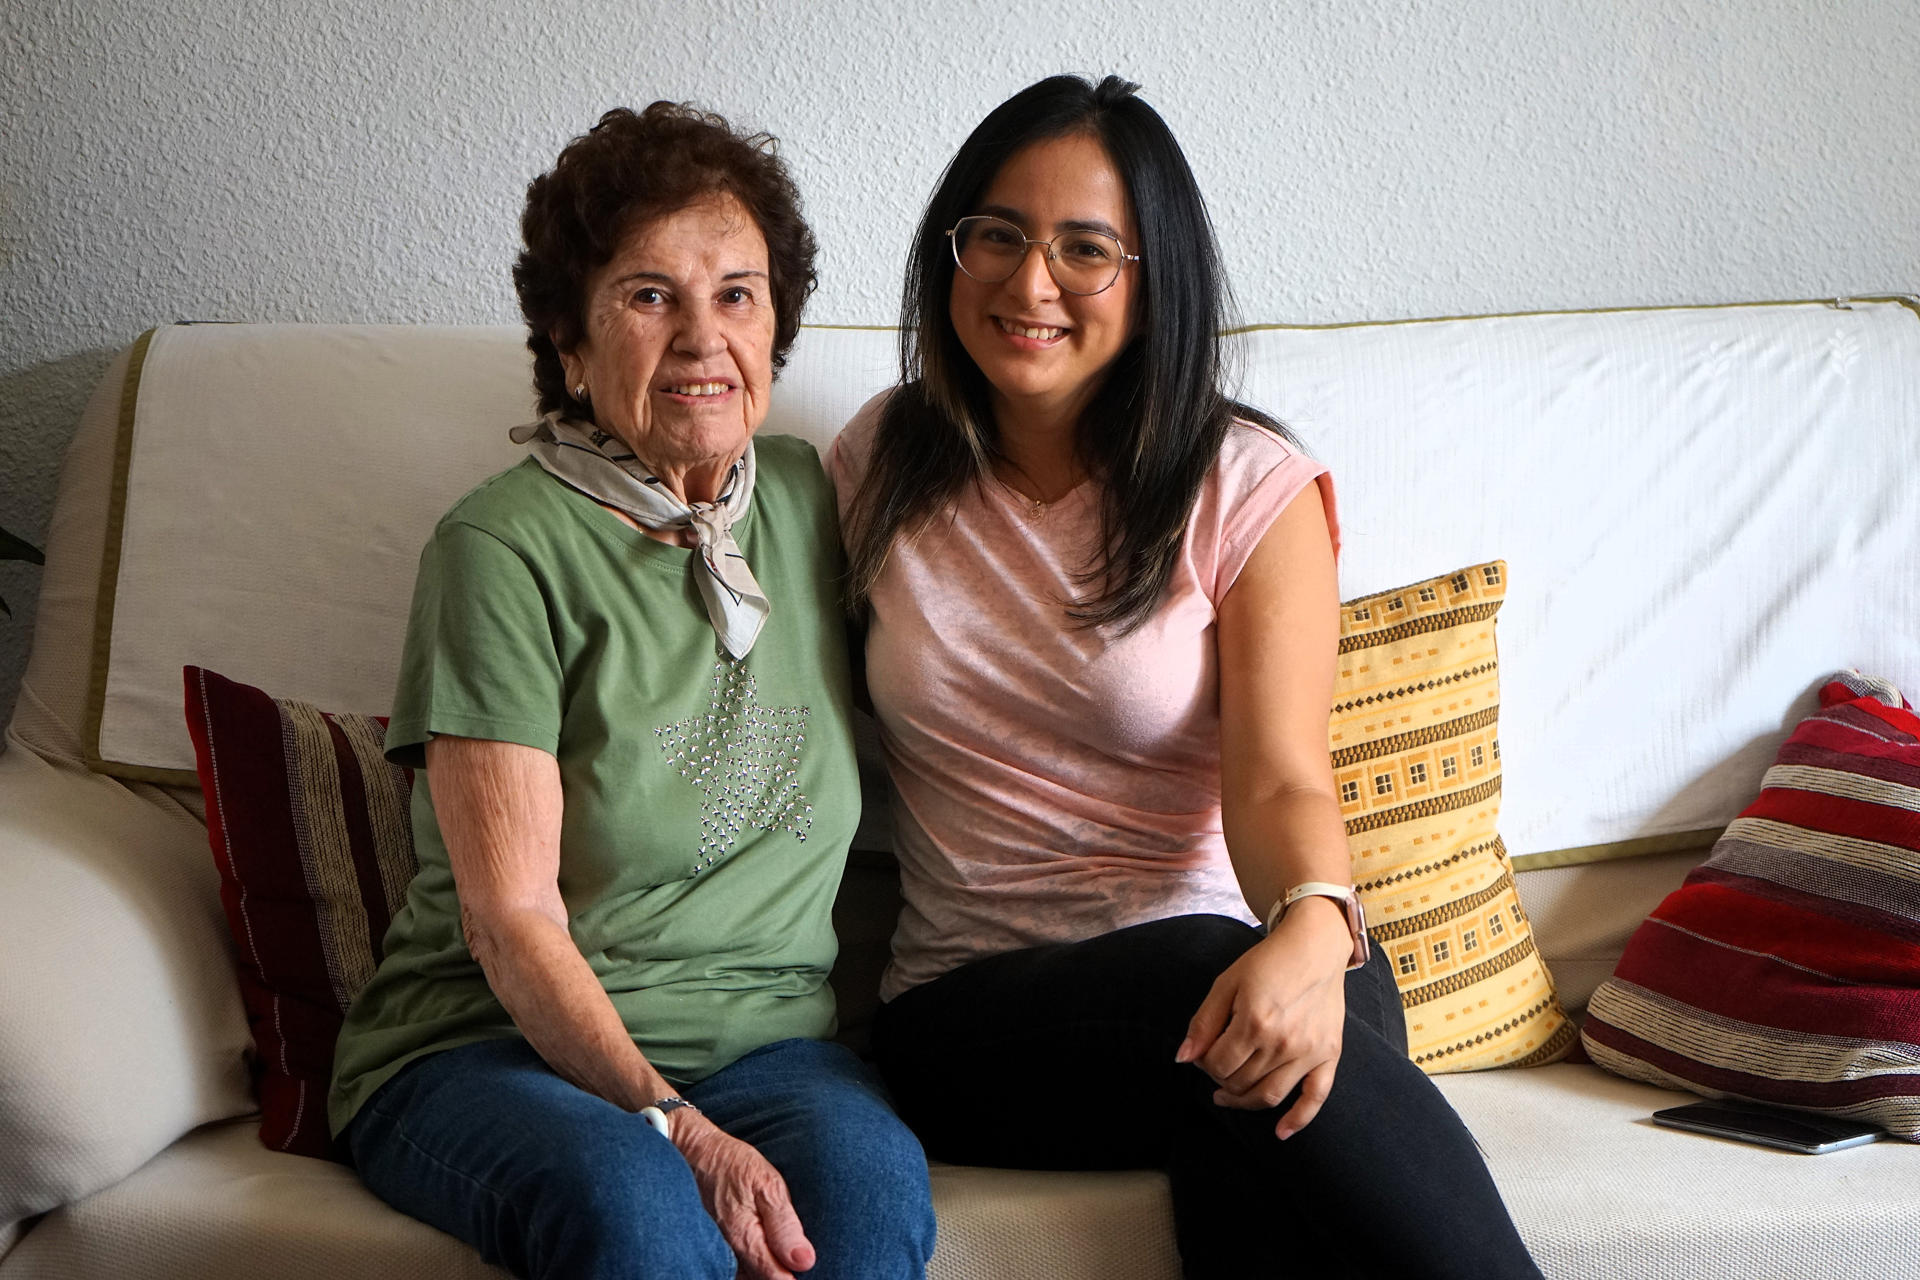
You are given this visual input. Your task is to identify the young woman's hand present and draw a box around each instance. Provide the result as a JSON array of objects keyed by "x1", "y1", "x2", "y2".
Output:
[
  {"x1": 1175, "y1": 896, "x2": 1354, "y2": 1139},
  {"x1": 672, "y1": 1110, "x2": 816, "y2": 1280}
]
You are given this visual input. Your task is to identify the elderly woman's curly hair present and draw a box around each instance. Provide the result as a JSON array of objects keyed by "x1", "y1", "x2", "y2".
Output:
[{"x1": 514, "y1": 102, "x2": 819, "y2": 417}]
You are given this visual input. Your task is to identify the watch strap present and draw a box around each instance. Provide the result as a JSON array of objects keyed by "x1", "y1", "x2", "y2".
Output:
[
  {"x1": 1268, "y1": 882, "x2": 1371, "y2": 971},
  {"x1": 639, "y1": 1094, "x2": 697, "y2": 1139}
]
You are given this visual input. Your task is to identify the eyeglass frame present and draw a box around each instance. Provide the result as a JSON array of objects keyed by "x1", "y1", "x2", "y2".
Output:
[{"x1": 945, "y1": 215, "x2": 1143, "y2": 297}]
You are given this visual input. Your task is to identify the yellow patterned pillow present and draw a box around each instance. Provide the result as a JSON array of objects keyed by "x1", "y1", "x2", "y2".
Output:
[{"x1": 1331, "y1": 561, "x2": 1574, "y2": 1072}]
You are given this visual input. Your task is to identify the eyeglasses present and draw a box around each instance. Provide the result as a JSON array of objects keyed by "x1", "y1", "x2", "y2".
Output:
[{"x1": 946, "y1": 215, "x2": 1140, "y2": 296}]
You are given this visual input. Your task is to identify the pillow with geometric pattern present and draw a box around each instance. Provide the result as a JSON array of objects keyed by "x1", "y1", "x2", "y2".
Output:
[
  {"x1": 182, "y1": 666, "x2": 417, "y2": 1159},
  {"x1": 1582, "y1": 670, "x2": 1920, "y2": 1139},
  {"x1": 1333, "y1": 560, "x2": 1576, "y2": 1072}
]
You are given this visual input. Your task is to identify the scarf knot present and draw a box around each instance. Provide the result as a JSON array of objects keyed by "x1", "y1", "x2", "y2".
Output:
[{"x1": 510, "y1": 412, "x2": 770, "y2": 657}]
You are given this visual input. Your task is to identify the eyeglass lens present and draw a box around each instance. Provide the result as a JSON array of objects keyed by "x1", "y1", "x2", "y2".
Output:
[{"x1": 951, "y1": 216, "x2": 1124, "y2": 295}]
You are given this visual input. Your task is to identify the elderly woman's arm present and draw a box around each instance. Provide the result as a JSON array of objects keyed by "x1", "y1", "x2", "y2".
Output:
[{"x1": 427, "y1": 734, "x2": 817, "y2": 1280}]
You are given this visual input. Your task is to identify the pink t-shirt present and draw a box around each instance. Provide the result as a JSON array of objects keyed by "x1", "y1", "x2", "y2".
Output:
[{"x1": 826, "y1": 395, "x2": 1339, "y2": 1000}]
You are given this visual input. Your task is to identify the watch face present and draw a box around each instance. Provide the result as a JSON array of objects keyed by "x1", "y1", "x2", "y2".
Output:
[{"x1": 1344, "y1": 895, "x2": 1371, "y2": 969}]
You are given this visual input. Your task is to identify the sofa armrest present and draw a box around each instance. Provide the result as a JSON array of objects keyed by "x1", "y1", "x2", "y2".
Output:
[{"x1": 0, "y1": 745, "x2": 253, "y2": 1231}]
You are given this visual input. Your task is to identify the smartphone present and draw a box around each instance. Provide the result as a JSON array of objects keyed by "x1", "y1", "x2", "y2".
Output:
[{"x1": 1651, "y1": 1099, "x2": 1885, "y2": 1154}]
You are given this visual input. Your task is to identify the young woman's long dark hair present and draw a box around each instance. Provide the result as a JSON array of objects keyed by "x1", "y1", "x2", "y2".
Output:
[{"x1": 843, "y1": 73, "x2": 1292, "y2": 631}]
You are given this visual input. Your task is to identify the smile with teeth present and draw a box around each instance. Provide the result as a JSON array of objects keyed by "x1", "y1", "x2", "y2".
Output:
[
  {"x1": 662, "y1": 381, "x2": 732, "y2": 397},
  {"x1": 995, "y1": 317, "x2": 1068, "y2": 341}
]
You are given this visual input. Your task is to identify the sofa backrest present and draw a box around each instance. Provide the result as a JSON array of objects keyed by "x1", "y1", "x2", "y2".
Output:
[{"x1": 25, "y1": 301, "x2": 1915, "y2": 874}]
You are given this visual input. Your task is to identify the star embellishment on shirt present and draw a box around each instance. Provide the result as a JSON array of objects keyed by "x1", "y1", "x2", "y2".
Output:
[{"x1": 656, "y1": 655, "x2": 813, "y2": 874}]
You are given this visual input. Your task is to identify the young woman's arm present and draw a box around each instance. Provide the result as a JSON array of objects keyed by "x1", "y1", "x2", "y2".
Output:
[{"x1": 1176, "y1": 481, "x2": 1358, "y2": 1139}]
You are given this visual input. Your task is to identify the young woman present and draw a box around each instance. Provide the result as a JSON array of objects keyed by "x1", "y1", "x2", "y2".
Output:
[{"x1": 828, "y1": 75, "x2": 1541, "y2": 1279}]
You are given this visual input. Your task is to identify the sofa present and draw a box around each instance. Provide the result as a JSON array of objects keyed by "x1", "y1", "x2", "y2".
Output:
[{"x1": 3, "y1": 298, "x2": 1917, "y2": 1279}]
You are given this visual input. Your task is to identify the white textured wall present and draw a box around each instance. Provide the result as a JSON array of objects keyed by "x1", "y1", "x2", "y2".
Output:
[{"x1": 2, "y1": 0, "x2": 1916, "y2": 722}]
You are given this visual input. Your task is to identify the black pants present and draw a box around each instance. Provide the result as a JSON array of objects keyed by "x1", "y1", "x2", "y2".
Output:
[{"x1": 873, "y1": 914, "x2": 1542, "y2": 1280}]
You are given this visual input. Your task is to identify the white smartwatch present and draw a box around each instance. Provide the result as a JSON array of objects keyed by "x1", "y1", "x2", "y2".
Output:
[
  {"x1": 639, "y1": 1095, "x2": 697, "y2": 1139},
  {"x1": 1266, "y1": 882, "x2": 1370, "y2": 971}
]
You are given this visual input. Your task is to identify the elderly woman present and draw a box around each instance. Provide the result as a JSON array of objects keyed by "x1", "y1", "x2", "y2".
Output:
[{"x1": 327, "y1": 104, "x2": 935, "y2": 1280}]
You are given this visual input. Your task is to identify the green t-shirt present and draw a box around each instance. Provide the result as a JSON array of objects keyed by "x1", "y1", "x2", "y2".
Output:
[{"x1": 329, "y1": 435, "x2": 858, "y2": 1135}]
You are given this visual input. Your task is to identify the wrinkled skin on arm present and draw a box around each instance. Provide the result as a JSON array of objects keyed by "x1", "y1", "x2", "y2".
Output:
[{"x1": 428, "y1": 734, "x2": 816, "y2": 1279}]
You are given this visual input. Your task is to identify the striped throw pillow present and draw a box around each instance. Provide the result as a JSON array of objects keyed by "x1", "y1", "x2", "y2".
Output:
[
  {"x1": 1582, "y1": 671, "x2": 1920, "y2": 1137},
  {"x1": 1333, "y1": 561, "x2": 1575, "y2": 1072},
  {"x1": 183, "y1": 666, "x2": 417, "y2": 1158}
]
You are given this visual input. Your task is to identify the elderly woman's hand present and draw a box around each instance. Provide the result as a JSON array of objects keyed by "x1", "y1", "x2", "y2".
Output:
[{"x1": 673, "y1": 1110, "x2": 816, "y2": 1280}]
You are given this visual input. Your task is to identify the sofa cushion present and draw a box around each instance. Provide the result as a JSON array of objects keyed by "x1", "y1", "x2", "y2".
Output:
[
  {"x1": 17, "y1": 1067, "x2": 1920, "y2": 1280},
  {"x1": 74, "y1": 305, "x2": 1920, "y2": 868},
  {"x1": 0, "y1": 1120, "x2": 1179, "y2": 1280},
  {"x1": 1582, "y1": 671, "x2": 1920, "y2": 1138},
  {"x1": 78, "y1": 324, "x2": 897, "y2": 785},
  {"x1": 182, "y1": 667, "x2": 417, "y2": 1159},
  {"x1": 0, "y1": 746, "x2": 253, "y2": 1235},
  {"x1": 1506, "y1": 848, "x2": 1710, "y2": 1015},
  {"x1": 1434, "y1": 1062, "x2": 1920, "y2": 1278},
  {"x1": 1334, "y1": 561, "x2": 1574, "y2": 1071},
  {"x1": 83, "y1": 326, "x2": 530, "y2": 785},
  {"x1": 0, "y1": 1119, "x2": 507, "y2": 1280},
  {"x1": 1238, "y1": 299, "x2": 1920, "y2": 867}
]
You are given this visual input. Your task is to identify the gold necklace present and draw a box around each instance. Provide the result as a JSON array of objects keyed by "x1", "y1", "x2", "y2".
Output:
[{"x1": 991, "y1": 457, "x2": 1082, "y2": 516}]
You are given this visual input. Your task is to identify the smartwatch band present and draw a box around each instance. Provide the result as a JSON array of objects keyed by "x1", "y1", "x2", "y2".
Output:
[
  {"x1": 1266, "y1": 881, "x2": 1371, "y2": 971},
  {"x1": 639, "y1": 1095, "x2": 697, "y2": 1139}
]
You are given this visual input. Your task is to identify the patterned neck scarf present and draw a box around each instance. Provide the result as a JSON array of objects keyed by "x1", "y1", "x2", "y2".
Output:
[{"x1": 509, "y1": 412, "x2": 770, "y2": 658}]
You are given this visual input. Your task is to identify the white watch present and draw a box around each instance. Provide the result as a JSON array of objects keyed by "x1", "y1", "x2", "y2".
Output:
[
  {"x1": 1266, "y1": 882, "x2": 1371, "y2": 971},
  {"x1": 639, "y1": 1095, "x2": 696, "y2": 1139}
]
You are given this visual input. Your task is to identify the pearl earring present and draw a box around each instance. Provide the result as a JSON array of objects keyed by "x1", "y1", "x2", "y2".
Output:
[{"x1": 574, "y1": 384, "x2": 589, "y2": 402}]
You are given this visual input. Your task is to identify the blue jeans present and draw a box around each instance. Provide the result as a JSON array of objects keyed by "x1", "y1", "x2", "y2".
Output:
[
  {"x1": 874, "y1": 914, "x2": 1542, "y2": 1280},
  {"x1": 346, "y1": 1036, "x2": 935, "y2": 1280}
]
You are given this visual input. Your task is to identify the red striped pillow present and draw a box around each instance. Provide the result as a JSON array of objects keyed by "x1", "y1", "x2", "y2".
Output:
[
  {"x1": 1582, "y1": 671, "x2": 1920, "y2": 1139},
  {"x1": 182, "y1": 666, "x2": 417, "y2": 1158}
]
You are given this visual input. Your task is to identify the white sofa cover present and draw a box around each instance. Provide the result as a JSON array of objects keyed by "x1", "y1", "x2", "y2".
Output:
[{"x1": 3, "y1": 298, "x2": 1917, "y2": 1279}]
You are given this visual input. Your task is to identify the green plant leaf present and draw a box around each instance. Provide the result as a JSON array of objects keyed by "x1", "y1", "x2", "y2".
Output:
[
  {"x1": 0, "y1": 526, "x2": 45, "y2": 566},
  {"x1": 2, "y1": 525, "x2": 44, "y2": 619}
]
